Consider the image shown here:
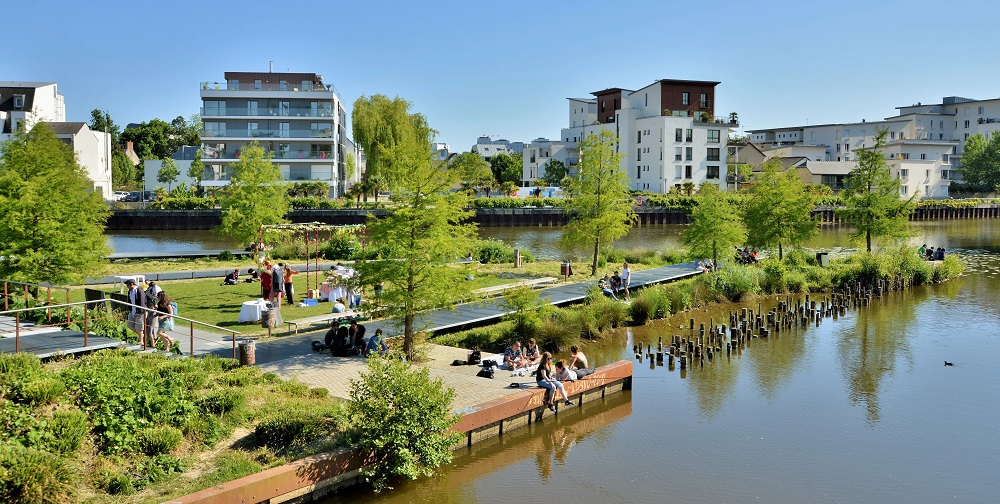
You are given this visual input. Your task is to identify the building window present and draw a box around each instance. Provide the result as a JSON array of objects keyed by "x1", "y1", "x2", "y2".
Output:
[
  {"x1": 203, "y1": 100, "x2": 224, "y2": 115},
  {"x1": 920, "y1": 153, "x2": 926, "y2": 160},
  {"x1": 685, "y1": 129, "x2": 693, "y2": 142},
  {"x1": 276, "y1": 143, "x2": 290, "y2": 158},
  {"x1": 899, "y1": 168, "x2": 909, "y2": 180},
  {"x1": 942, "y1": 170, "x2": 950, "y2": 180},
  {"x1": 965, "y1": 133, "x2": 970, "y2": 140},
  {"x1": 246, "y1": 100, "x2": 258, "y2": 115},
  {"x1": 675, "y1": 148, "x2": 682, "y2": 161},
  {"x1": 891, "y1": 131, "x2": 896, "y2": 139},
  {"x1": 301, "y1": 80, "x2": 313, "y2": 91},
  {"x1": 700, "y1": 93, "x2": 708, "y2": 108},
  {"x1": 685, "y1": 165, "x2": 692, "y2": 179},
  {"x1": 979, "y1": 106, "x2": 985, "y2": 114},
  {"x1": 279, "y1": 122, "x2": 289, "y2": 138},
  {"x1": 675, "y1": 128, "x2": 683, "y2": 142},
  {"x1": 900, "y1": 153, "x2": 909, "y2": 160},
  {"x1": 845, "y1": 143, "x2": 850, "y2": 152},
  {"x1": 900, "y1": 186, "x2": 908, "y2": 196},
  {"x1": 682, "y1": 92, "x2": 689, "y2": 105},
  {"x1": 707, "y1": 166, "x2": 720, "y2": 179},
  {"x1": 601, "y1": 101, "x2": 606, "y2": 113},
  {"x1": 254, "y1": 79, "x2": 262, "y2": 90},
  {"x1": 637, "y1": 148, "x2": 641, "y2": 161},
  {"x1": 707, "y1": 148, "x2": 720, "y2": 161},
  {"x1": 13, "y1": 95, "x2": 25, "y2": 109},
  {"x1": 279, "y1": 80, "x2": 287, "y2": 91},
  {"x1": 943, "y1": 153, "x2": 950, "y2": 163},
  {"x1": 965, "y1": 120, "x2": 970, "y2": 128},
  {"x1": 637, "y1": 130, "x2": 641, "y2": 143},
  {"x1": 204, "y1": 122, "x2": 226, "y2": 137},
  {"x1": 247, "y1": 122, "x2": 260, "y2": 137},
  {"x1": 227, "y1": 79, "x2": 240, "y2": 90},
  {"x1": 685, "y1": 147, "x2": 693, "y2": 161},
  {"x1": 707, "y1": 129, "x2": 720, "y2": 143}
]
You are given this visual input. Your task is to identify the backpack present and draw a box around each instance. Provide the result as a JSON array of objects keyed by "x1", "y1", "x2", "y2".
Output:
[
  {"x1": 468, "y1": 349, "x2": 482, "y2": 366},
  {"x1": 476, "y1": 367, "x2": 495, "y2": 379}
]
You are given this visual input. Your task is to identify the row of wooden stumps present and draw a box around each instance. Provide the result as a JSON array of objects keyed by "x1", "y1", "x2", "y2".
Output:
[{"x1": 634, "y1": 280, "x2": 902, "y2": 371}]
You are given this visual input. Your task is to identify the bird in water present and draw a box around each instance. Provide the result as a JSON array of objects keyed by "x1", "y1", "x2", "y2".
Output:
[{"x1": 944, "y1": 361, "x2": 954, "y2": 366}]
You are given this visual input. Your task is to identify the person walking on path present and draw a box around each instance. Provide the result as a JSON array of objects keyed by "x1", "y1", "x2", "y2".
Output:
[
  {"x1": 621, "y1": 262, "x2": 632, "y2": 301},
  {"x1": 155, "y1": 291, "x2": 176, "y2": 349},
  {"x1": 125, "y1": 279, "x2": 147, "y2": 338}
]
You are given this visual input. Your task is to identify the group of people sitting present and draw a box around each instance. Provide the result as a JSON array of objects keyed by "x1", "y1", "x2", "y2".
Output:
[
  {"x1": 598, "y1": 262, "x2": 632, "y2": 301},
  {"x1": 222, "y1": 268, "x2": 261, "y2": 285},
  {"x1": 696, "y1": 258, "x2": 716, "y2": 272},
  {"x1": 735, "y1": 247, "x2": 759, "y2": 265},
  {"x1": 319, "y1": 319, "x2": 388, "y2": 357},
  {"x1": 919, "y1": 244, "x2": 947, "y2": 261},
  {"x1": 502, "y1": 341, "x2": 595, "y2": 412}
]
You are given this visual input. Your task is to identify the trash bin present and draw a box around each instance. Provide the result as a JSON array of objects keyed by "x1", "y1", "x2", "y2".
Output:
[
  {"x1": 238, "y1": 339, "x2": 256, "y2": 366},
  {"x1": 261, "y1": 303, "x2": 276, "y2": 329},
  {"x1": 560, "y1": 260, "x2": 573, "y2": 278},
  {"x1": 815, "y1": 252, "x2": 830, "y2": 267},
  {"x1": 514, "y1": 249, "x2": 522, "y2": 268}
]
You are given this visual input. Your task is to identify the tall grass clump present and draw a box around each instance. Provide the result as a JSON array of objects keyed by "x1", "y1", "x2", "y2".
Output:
[
  {"x1": 628, "y1": 286, "x2": 672, "y2": 325},
  {"x1": 932, "y1": 255, "x2": 965, "y2": 282},
  {"x1": 694, "y1": 264, "x2": 763, "y2": 302}
]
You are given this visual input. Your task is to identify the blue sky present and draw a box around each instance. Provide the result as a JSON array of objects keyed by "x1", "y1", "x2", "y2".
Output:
[{"x1": 5, "y1": 0, "x2": 998, "y2": 151}]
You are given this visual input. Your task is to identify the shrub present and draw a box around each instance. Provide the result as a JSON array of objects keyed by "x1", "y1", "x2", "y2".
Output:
[
  {"x1": 269, "y1": 241, "x2": 307, "y2": 259},
  {"x1": 219, "y1": 366, "x2": 263, "y2": 387},
  {"x1": 182, "y1": 414, "x2": 228, "y2": 447},
  {"x1": 320, "y1": 233, "x2": 361, "y2": 260},
  {"x1": 760, "y1": 259, "x2": 787, "y2": 294},
  {"x1": 696, "y1": 265, "x2": 762, "y2": 302},
  {"x1": 217, "y1": 250, "x2": 235, "y2": 261},
  {"x1": 310, "y1": 387, "x2": 329, "y2": 398},
  {"x1": 348, "y1": 357, "x2": 462, "y2": 492},
  {"x1": 253, "y1": 411, "x2": 332, "y2": 452},
  {"x1": 142, "y1": 453, "x2": 185, "y2": 484},
  {"x1": 629, "y1": 286, "x2": 671, "y2": 325},
  {"x1": 0, "y1": 444, "x2": 78, "y2": 503},
  {"x1": 12, "y1": 377, "x2": 65, "y2": 407},
  {"x1": 933, "y1": 255, "x2": 965, "y2": 283},
  {"x1": 94, "y1": 469, "x2": 138, "y2": 495},
  {"x1": 139, "y1": 426, "x2": 183, "y2": 455},
  {"x1": 784, "y1": 249, "x2": 817, "y2": 267},
  {"x1": 590, "y1": 297, "x2": 628, "y2": 332},
  {"x1": 474, "y1": 239, "x2": 517, "y2": 263},
  {"x1": 43, "y1": 410, "x2": 89, "y2": 455},
  {"x1": 535, "y1": 314, "x2": 580, "y2": 352},
  {"x1": 0, "y1": 353, "x2": 42, "y2": 378},
  {"x1": 276, "y1": 379, "x2": 310, "y2": 397},
  {"x1": 199, "y1": 390, "x2": 244, "y2": 415},
  {"x1": 289, "y1": 197, "x2": 321, "y2": 209},
  {"x1": 662, "y1": 283, "x2": 693, "y2": 312}
]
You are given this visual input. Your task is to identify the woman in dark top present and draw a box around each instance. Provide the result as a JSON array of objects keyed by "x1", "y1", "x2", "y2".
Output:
[{"x1": 536, "y1": 352, "x2": 573, "y2": 412}]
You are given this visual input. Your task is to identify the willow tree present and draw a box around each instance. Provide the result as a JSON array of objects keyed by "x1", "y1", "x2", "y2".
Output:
[
  {"x1": 742, "y1": 157, "x2": 816, "y2": 259},
  {"x1": 352, "y1": 95, "x2": 429, "y2": 201},
  {"x1": 838, "y1": 129, "x2": 915, "y2": 252},
  {"x1": 0, "y1": 122, "x2": 110, "y2": 287},
  {"x1": 683, "y1": 182, "x2": 746, "y2": 266},
  {"x1": 217, "y1": 141, "x2": 289, "y2": 246},
  {"x1": 562, "y1": 129, "x2": 636, "y2": 275},
  {"x1": 355, "y1": 112, "x2": 476, "y2": 360}
]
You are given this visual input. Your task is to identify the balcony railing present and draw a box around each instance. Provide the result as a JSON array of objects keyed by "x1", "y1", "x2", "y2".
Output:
[
  {"x1": 201, "y1": 128, "x2": 334, "y2": 139},
  {"x1": 202, "y1": 149, "x2": 334, "y2": 161},
  {"x1": 201, "y1": 107, "x2": 335, "y2": 118},
  {"x1": 200, "y1": 82, "x2": 332, "y2": 93}
]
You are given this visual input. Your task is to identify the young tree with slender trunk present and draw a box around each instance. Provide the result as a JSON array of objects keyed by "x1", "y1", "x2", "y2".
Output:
[
  {"x1": 217, "y1": 141, "x2": 289, "y2": 246},
  {"x1": 157, "y1": 158, "x2": 179, "y2": 192},
  {"x1": 187, "y1": 149, "x2": 204, "y2": 195},
  {"x1": 742, "y1": 157, "x2": 816, "y2": 259},
  {"x1": 0, "y1": 122, "x2": 110, "y2": 287},
  {"x1": 838, "y1": 128, "x2": 915, "y2": 252},
  {"x1": 562, "y1": 129, "x2": 636, "y2": 275},
  {"x1": 450, "y1": 152, "x2": 493, "y2": 196},
  {"x1": 683, "y1": 182, "x2": 746, "y2": 266}
]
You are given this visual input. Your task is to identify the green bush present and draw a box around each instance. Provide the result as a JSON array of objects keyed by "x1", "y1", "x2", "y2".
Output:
[
  {"x1": 0, "y1": 444, "x2": 78, "y2": 504},
  {"x1": 95, "y1": 469, "x2": 138, "y2": 495},
  {"x1": 219, "y1": 366, "x2": 263, "y2": 387},
  {"x1": 535, "y1": 311, "x2": 581, "y2": 351},
  {"x1": 590, "y1": 297, "x2": 628, "y2": 332},
  {"x1": 0, "y1": 353, "x2": 42, "y2": 377},
  {"x1": 199, "y1": 391, "x2": 244, "y2": 415},
  {"x1": 760, "y1": 259, "x2": 787, "y2": 294},
  {"x1": 695, "y1": 264, "x2": 762, "y2": 302},
  {"x1": 139, "y1": 426, "x2": 183, "y2": 455},
  {"x1": 474, "y1": 238, "x2": 516, "y2": 263},
  {"x1": 471, "y1": 197, "x2": 564, "y2": 209},
  {"x1": 933, "y1": 255, "x2": 965, "y2": 282},
  {"x1": 43, "y1": 411, "x2": 89, "y2": 455},
  {"x1": 662, "y1": 283, "x2": 693, "y2": 312},
  {"x1": 151, "y1": 196, "x2": 217, "y2": 210},
  {"x1": 784, "y1": 249, "x2": 817, "y2": 267},
  {"x1": 11, "y1": 377, "x2": 65, "y2": 407},
  {"x1": 289, "y1": 197, "x2": 321, "y2": 209},
  {"x1": 348, "y1": 357, "x2": 462, "y2": 492},
  {"x1": 276, "y1": 379, "x2": 310, "y2": 397},
  {"x1": 217, "y1": 250, "x2": 235, "y2": 261},
  {"x1": 182, "y1": 414, "x2": 229, "y2": 447},
  {"x1": 310, "y1": 387, "x2": 329, "y2": 398},
  {"x1": 320, "y1": 233, "x2": 362, "y2": 260},
  {"x1": 269, "y1": 241, "x2": 308, "y2": 259},
  {"x1": 253, "y1": 410, "x2": 333, "y2": 451},
  {"x1": 142, "y1": 453, "x2": 185, "y2": 484},
  {"x1": 629, "y1": 286, "x2": 672, "y2": 325}
]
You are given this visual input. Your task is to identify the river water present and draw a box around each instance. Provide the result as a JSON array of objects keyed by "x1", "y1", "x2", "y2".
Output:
[{"x1": 312, "y1": 219, "x2": 1000, "y2": 504}]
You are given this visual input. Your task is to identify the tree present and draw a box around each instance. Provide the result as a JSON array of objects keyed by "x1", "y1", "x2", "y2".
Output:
[
  {"x1": 489, "y1": 151, "x2": 521, "y2": 185},
  {"x1": 89, "y1": 109, "x2": 120, "y2": 147},
  {"x1": 538, "y1": 159, "x2": 569, "y2": 187},
  {"x1": 352, "y1": 95, "x2": 427, "y2": 201},
  {"x1": 157, "y1": 158, "x2": 179, "y2": 192},
  {"x1": 186, "y1": 149, "x2": 204, "y2": 195},
  {"x1": 348, "y1": 355, "x2": 461, "y2": 492},
  {"x1": 681, "y1": 181, "x2": 697, "y2": 196},
  {"x1": 956, "y1": 132, "x2": 1000, "y2": 192},
  {"x1": 170, "y1": 114, "x2": 202, "y2": 150},
  {"x1": 742, "y1": 158, "x2": 816, "y2": 259},
  {"x1": 0, "y1": 122, "x2": 110, "y2": 287},
  {"x1": 683, "y1": 183, "x2": 746, "y2": 266},
  {"x1": 838, "y1": 129, "x2": 915, "y2": 252},
  {"x1": 355, "y1": 114, "x2": 476, "y2": 360},
  {"x1": 120, "y1": 119, "x2": 174, "y2": 160},
  {"x1": 562, "y1": 129, "x2": 636, "y2": 275},
  {"x1": 111, "y1": 150, "x2": 134, "y2": 188},
  {"x1": 217, "y1": 141, "x2": 289, "y2": 246},
  {"x1": 450, "y1": 152, "x2": 493, "y2": 196}
]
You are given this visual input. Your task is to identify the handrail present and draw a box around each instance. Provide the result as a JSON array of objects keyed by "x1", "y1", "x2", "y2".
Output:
[{"x1": 0, "y1": 279, "x2": 71, "y2": 291}]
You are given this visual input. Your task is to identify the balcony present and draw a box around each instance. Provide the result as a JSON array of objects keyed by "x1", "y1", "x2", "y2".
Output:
[
  {"x1": 201, "y1": 128, "x2": 334, "y2": 139},
  {"x1": 200, "y1": 82, "x2": 332, "y2": 93},
  {"x1": 201, "y1": 107, "x2": 335, "y2": 118},
  {"x1": 203, "y1": 148, "x2": 334, "y2": 161}
]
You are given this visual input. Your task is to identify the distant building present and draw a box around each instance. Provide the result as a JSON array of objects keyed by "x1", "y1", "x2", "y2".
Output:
[
  {"x1": 471, "y1": 136, "x2": 525, "y2": 160},
  {"x1": 521, "y1": 138, "x2": 578, "y2": 185},
  {"x1": 198, "y1": 71, "x2": 360, "y2": 196},
  {"x1": 431, "y1": 142, "x2": 451, "y2": 161},
  {"x1": 0, "y1": 81, "x2": 112, "y2": 199}
]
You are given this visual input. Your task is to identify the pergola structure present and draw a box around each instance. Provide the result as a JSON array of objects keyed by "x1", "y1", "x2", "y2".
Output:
[{"x1": 257, "y1": 223, "x2": 365, "y2": 295}]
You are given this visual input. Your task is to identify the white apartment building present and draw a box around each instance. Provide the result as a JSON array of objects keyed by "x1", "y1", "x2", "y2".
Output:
[
  {"x1": 540, "y1": 79, "x2": 737, "y2": 193},
  {"x1": 199, "y1": 71, "x2": 360, "y2": 197},
  {"x1": 0, "y1": 82, "x2": 112, "y2": 200},
  {"x1": 471, "y1": 136, "x2": 525, "y2": 160},
  {"x1": 521, "y1": 138, "x2": 578, "y2": 184}
]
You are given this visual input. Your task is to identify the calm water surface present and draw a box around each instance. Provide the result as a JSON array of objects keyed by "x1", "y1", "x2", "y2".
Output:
[{"x1": 318, "y1": 220, "x2": 1000, "y2": 503}]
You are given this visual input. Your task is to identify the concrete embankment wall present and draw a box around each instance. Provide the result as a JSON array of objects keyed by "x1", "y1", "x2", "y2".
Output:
[{"x1": 169, "y1": 360, "x2": 633, "y2": 504}]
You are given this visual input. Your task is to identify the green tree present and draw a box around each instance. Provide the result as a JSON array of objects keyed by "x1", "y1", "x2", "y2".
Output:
[
  {"x1": 742, "y1": 158, "x2": 816, "y2": 259},
  {"x1": 683, "y1": 183, "x2": 746, "y2": 266},
  {"x1": 120, "y1": 119, "x2": 173, "y2": 160},
  {"x1": 502, "y1": 286, "x2": 548, "y2": 337},
  {"x1": 838, "y1": 129, "x2": 915, "y2": 252},
  {"x1": 187, "y1": 149, "x2": 204, "y2": 195},
  {"x1": 489, "y1": 151, "x2": 522, "y2": 185},
  {"x1": 538, "y1": 159, "x2": 569, "y2": 187},
  {"x1": 217, "y1": 141, "x2": 289, "y2": 246},
  {"x1": 88, "y1": 109, "x2": 120, "y2": 147},
  {"x1": 348, "y1": 355, "x2": 461, "y2": 492},
  {"x1": 170, "y1": 114, "x2": 202, "y2": 150},
  {"x1": 956, "y1": 132, "x2": 1000, "y2": 192},
  {"x1": 355, "y1": 116, "x2": 476, "y2": 359},
  {"x1": 157, "y1": 158, "x2": 179, "y2": 192},
  {"x1": 450, "y1": 152, "x2": 493, "y2": 196},
  {"x1": 111, "y1": 150, "x2": 134, "y2": 188},
  {"x1": 0, "y1": 122, "x2": 110, "y2": 287},
  {"x1": 352, "y1": 95, "x2": 427, "y2": 201},
  {"x1": 562, "y1": 129, "x2": 636, "y2": 275}
]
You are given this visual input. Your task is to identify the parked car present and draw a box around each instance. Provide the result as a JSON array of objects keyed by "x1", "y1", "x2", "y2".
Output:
[
  {"x1": 122, "y1": 191, "x2": 141, "y2": 202},
  {"x1": 112, "y1": 191, "x2": 129, "y2": 201}
]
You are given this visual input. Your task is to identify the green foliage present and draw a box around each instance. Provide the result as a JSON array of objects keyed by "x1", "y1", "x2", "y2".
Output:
[
  {"x1": 501, "y1": 286, "x2": 547, "y2": 337},
  {"x1": 538, "y1": 159, "x2": 569, "y2": 187},
  {"x1": 471, "y1": 196, "x2": 564, "y2": 208},
  {"x1": 11, "y1": 377, "x2": 65, "y2": 407},
  {"x1": 956, "y1": 132, "x2": 1000, "y2": 192},
  {"x1": 837, "y1": 129, "x2": 915, "y2": 251},
  {"x1": 0, "y1": 444, "x2": 78, "y2": 503},
  {"x1": 628, "y1": 286, "x2": 672, "y2": 325},
  {"x1": 451, "y1": 152, "x2": 494, "y2": 195},
  {"x1": 488, "y1": 151, "x2": 522, "y2": 185},
  {"x1": 217, "y1": 141, "x2": 290, "y2": 246},
  {"x1": 187, "y1": 149, "x2": 204, "y2": 189},
  {"x1": 683, "y1": 182, "x2": 747, "y2": 265},
  {"x1": 157, "y1": 158, "x2": 180, "y2": 191},
  {"x1": 563, "y1": 129, "x2": 637, "y2": 275},
  {"x1": 760, "y1": 259, "x2": 787, "y2": 294},
  {"x1": 473, "y1": 238, "x2": 533, "y2": 264},
  {"x1": 348, "y1": 356, "x2": 461, "y2": 492},
  {"x1": 289, "y1": 196, "x2": 321, "y2": 209},
  {"x1": 742, "y1": 158, "x2": 816, "y2": 259},
  {"x1": 139, "y1": 426, "x2": 183, "y2": 455},
  {"x1": 933, "y1": 255, "x2": 965, "y2": 282},
  {"x1": 111, "y1": 150, "x2": 135, "y2": 188},
  {"x1": 320, "y1": 233, "x2": 362, "y2": 260},
  {"x1": 695, "y1": 264, "x2": 763, "y2": 302},
  {"x1": 217, "y1": 250, "x2": 235, "y2": 261},
  {"x1": 44, "y1": 411, "x2": 89, "y2": 455},
  {"x1": 0, "y1": 122, "x2": 111, "y2": 285},
  {"x1": 589, "y1": 296, "x2": 628, "y2": 332},
  {"x1": 352, "y1": 94, "x2": 431, "y2": 199},
  {"x1": 253, "y1": 408, "x2": 338, "y2": 452},
  {"x1": 287, "y1": 180, "x2": 330, "y2": 198}
]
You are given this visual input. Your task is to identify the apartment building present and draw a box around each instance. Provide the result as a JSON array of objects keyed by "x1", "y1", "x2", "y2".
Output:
[
  {"x1": 0, "y1": 81, "x2": 112, "y2": 200},
  {"x1": 198, "y1": 71, "x2": 359, "y2": 196},
  {"x1": 539, "y1": 79, "x2": 737, "y2": 193},
  {"x1": 521, "y1": 138, "x2": 578, "y2": 184},
  {"x1": 470, "y1": 136, "x2": 525, "y2": 160}
]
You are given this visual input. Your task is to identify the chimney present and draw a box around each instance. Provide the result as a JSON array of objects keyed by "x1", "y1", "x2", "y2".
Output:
[{"x1": 127, "y1": 141, "x2": 134, "y2": 151}]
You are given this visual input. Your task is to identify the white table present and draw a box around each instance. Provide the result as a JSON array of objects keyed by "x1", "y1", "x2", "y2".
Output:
[
  {"x1": 113, "y1": 275, "x2": 146, "y2": 294},
  {"x1": 238, "y1": 300, "x2": 283, "y2": 325}
]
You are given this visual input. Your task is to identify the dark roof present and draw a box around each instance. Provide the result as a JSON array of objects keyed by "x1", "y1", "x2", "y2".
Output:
[
  {"x1": 590, "y1": 87, "x2": 633, "y2": 96},
  {"x1": 781, "y1": 156, "x2": 810, "y2": 169},
  {"x1": 655, "y1": 78, "x2": 721, "y2": 86},
  {"x1": 0, "y1": 86, "x2": 37, "y2": 114},
  {"x1": 567, "y1": 97, "x2": 596, "y2": 103},
  {"x1": 46, "y1": 122, "x2": 88, "y2": 135}
]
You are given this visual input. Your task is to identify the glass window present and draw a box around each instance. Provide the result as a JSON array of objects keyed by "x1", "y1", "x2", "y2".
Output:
[
  {"x1": 685, "y1": 165, "x2": 692, "y2": 179},
  {"x1": 637, "y1": 130, "x2": 641, "y2": 143},
  {"x1": 707, "y1": 148, "x2": 720, "y2": 161},
  {"x1": 682, "y1": 92, "x2": 689, "y2": 105},
  {"x1": 675, "y1": 128, "x2": 683, "y2": 142},
  {"x1": 685, "y1": 129, "x2": 693, "y2": 142},
  {"x1": 246, "y1": 101, "x2": 258, "y2": 115},
  {"x1": 707, "y1": 130, "x2": 720, "y2": 143},
  {"x1": 279, "y1": 122, "x2": 289, "y2": 138},
  {"x1": 254, "y1": 79, "x2": 262, "y2": 90},
  {"x1": 707, "y1": 166, "x2": 720, "y2": 179},
  {"x1": 227, "y1": 79, "x2": 239, "y2": 90},
  {"x1": 700, "y1": 93, "x2": 708, "y2": 108},
  {"x1": 279, "y1": 80, "x2": 287, "y2": 91},
  {"x1": 685, "y1": 147, "x2": 693, "y2": 161},
  {"x1": 637, "y1": 148, "x2": 641, "y2": 161},
  {"x1": 302, "y1": 80, "x2": 313, "y2": 91},
  {"x1": 13, "y1": 95, "x2": 25, "y2": 109},
  {"x1": 248, "y1": 122, "x2": 259, "y2": 137},
  {"x1": 675, "y1": 148, "x2": 682, "y2": 161}
]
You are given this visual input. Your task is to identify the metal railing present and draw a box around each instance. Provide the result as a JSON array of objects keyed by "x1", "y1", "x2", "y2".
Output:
[
  {"x1": 2, "y1": 279, "x2": 72, "y2": 318},
  {"x1": 0, "y1": 298, "x2": 242, "y2": 359}
]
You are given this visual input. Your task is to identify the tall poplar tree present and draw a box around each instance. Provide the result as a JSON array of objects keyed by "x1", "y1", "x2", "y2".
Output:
[
  {"x1": 683, "y1": 182, "x2": 746, "y2": 266},
  {"x1": 838, "y1": 129, "x2": 915, "y2": 252},
  {"x1": 562, "y1": 129, "x2": 636, "y2": 275},
  {"x1": 0, "y1": 122, "x2": 110, "y2": 287},
  {"x1": 742, "y1": 158, "x2": 816, "y2": 259},
  {"x1": 217, "y1": 141, "x2": 289, "y2": 246}
]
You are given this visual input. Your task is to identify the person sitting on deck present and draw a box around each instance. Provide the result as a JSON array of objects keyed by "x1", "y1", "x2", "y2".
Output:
[
  {"x1": 554, "y1": 360, "x2": 577, "y2": 381},
  {"x1": 536, "y1": 352, "x2": 573, "y2": 413},
  {"x1": 223, "y1": 269, "x2": 240, "y2": 285},
  {"x1": 504, "y1": 341, "x2": 527, "y2": 370},
  {"x1": 349, "y1": 320, "x2": 367, "y2": 352},
  {"x1": 918, "y1": 244, "x2": 927, "y2": 257},
  {"x1": 523, "y1": 338, "x2": 542, "y2": 366},
  {"x1": 364, "y1": 328, "x2": 389, "y2": 357},
  {"x1": 611, "y1": 270, "x2": 622, "y2": 293},
  {"x1": 568, "y1": 345, "x2": 595, "y2": 378},
  {"x1": 599, "y1": 275, "x2": 619, "y2": 300},
  {"x1": 936, "y1": 247, "x2": 946, "y2": 260}
]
